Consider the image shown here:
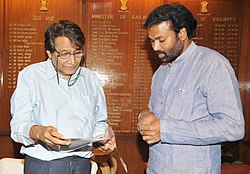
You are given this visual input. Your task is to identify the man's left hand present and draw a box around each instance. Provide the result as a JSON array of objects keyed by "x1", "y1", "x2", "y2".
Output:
[{"x1": 138, "y1": 112, "x2": 160, "y2": 144}]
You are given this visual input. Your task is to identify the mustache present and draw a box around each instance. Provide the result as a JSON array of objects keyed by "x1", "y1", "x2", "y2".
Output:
[{"x1": 155, "y1": 51, "x2": 167, "y2": 57}]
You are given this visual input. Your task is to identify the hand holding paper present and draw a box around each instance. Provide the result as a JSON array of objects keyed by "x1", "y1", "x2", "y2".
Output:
[{"x1": 93, "y1": 127, "x2": 116, "y2": 151}]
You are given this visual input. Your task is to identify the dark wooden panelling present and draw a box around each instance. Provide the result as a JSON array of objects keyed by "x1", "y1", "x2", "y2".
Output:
[
  {"x1": 84, "y1": 0, "x2": 164, "y2": 133},
  {"x1": 0, "y1": 135, "x2": 23, "y2": 159},
  {"x1": 241, "y1": 141, "x2": 250, "y2": 164},
  {"x1": 0, "y1": 1, "x2": 249, "y2": 174},
  {"x1": 114, "y1": 134, "x2": 148, "y2": 174},
  {"x1": 0, "y1": 0, "x2": 6, "y2": 132},
  {"x1": 238, "y1": 0, "x2": 250, "y2": 164}
]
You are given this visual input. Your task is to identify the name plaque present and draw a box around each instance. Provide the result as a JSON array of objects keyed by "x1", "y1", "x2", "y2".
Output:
[
  {"x1": 2, "y1": 0, "x2": 242, "y2": 134},
  {"x1": 85, "y1": 0, "x2": 163, "y2": 133},
  {"x1": 85, "y1": 0, "x2": 242, "y2": 133}
]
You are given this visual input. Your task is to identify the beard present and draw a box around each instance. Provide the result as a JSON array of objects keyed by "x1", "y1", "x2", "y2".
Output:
[{"x1": 155, "y1": 37, "x2": 184, "y2": 64}]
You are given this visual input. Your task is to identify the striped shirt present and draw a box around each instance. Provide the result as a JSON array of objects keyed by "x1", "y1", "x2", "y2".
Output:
[{"x1": 147, "y1": 41, "x2": 244, "y2": 174}]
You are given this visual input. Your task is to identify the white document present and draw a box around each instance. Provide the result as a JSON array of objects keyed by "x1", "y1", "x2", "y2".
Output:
[{"x1": 42, "y1": 138, "x2": 107, "y2": 153}]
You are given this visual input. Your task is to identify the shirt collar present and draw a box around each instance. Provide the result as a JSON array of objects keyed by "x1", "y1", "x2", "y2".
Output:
[
  {"x1": 45, "y1": 58, "x2": 82, "y2": 83},
  {"x1": 174, "y1": 41, "x2": 197, "y2": 64},
  {"x1": 45, "y1": 58, "x2": 57, "y2": 80}
]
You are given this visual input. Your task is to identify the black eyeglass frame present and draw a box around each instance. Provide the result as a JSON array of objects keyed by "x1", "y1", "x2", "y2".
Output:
[{"x1": 54, "y1": 48, "x2": 84, "y2": 59}]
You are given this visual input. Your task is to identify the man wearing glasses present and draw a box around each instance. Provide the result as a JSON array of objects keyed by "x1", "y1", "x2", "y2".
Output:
[{"x1": 10, "y1": 20, "x2": 115, "y2": 174}]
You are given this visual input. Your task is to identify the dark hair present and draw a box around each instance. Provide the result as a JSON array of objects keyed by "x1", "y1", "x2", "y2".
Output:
[
  {"x1": 144, "y1": 4, "x2": 197, "y2": 38},
  {"x1": 44, "y1": 20, "x2": 85, "y2": 53}
]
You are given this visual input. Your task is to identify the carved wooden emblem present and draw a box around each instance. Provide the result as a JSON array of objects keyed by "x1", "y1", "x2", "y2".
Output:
[
  {"x1": 201, "y1": 1, "x2": 208, "y2": 14},
  {"x1": 39, "y1": 0, "x2": 48, "y2": 12}
]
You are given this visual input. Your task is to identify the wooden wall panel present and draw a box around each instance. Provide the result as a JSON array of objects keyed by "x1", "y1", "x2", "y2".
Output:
[
  {"x1": 241, "y1": 142, "x2": 250, "y2": 164},
  {"x1": 169, "y1": 0, "x2": 242, "y2": 76},
  {"x1": 84, "y1": 0, "x2": 164, "y2": 134},
  {"x1": 114, "y1": 135, "x2": 148, "y2": 174},
  {"x1": 84, "y1": 0, "x2": 243, "y2": 134},
  {"x1": 0, "y1": 0, "x2": 4, "y2": 132},
  {"x1": 0, "y1": 135, "x2": 23, "y2": 159},
  {"x1": 239, "y1": 0, "x2": 250, "y2": 164},
  {"x1": 0, "y1": 0, "x2": 249, "y2": 173},
  {"x1": 84, "y1": 1, "x2": 163, "y2": 172},
  {"x1": 83, "y1": 0, "x2": 247, "y2": 172}
]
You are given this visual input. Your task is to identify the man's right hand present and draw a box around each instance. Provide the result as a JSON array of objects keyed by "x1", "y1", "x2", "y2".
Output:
[{"x1": 29, "y1": 125, "x2": 71, "y2": 146}]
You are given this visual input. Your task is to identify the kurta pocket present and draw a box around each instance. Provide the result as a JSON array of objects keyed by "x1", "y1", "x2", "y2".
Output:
[{"x1": 165, "y1": 89, "x2": 194, "y2": 120}]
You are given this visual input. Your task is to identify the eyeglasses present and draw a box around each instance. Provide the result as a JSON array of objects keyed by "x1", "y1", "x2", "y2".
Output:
[{"x1": 54, "y1": 48, "x2": 84, "y2": 59}]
